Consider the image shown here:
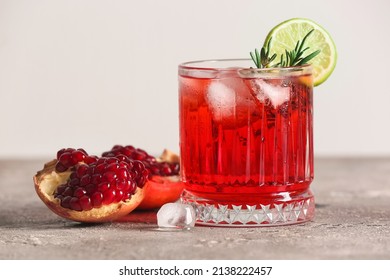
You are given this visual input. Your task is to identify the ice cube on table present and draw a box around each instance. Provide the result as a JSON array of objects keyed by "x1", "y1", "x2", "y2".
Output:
[
  {"x1": 157, "y1": 203, "x2": 196, "y2": 230},
  {"x1": 252, "y1": 79, "x2": 290, "y2": 108}
]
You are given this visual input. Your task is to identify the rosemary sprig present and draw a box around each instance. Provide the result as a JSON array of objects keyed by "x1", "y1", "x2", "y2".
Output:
[
  {"x1": 250, "y1": 29, "x2": 321, "y2": 68},
  {"x1": 250, "y1": 38, "x2": 277, "y2": 68}
]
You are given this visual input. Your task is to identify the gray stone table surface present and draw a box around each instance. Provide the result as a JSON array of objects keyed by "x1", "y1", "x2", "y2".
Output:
[{"x1": 0, "y1": 158, "x2": 389, "y2": 260}]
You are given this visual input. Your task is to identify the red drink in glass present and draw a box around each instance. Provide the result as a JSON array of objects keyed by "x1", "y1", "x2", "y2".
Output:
[{"x1": 179, "y1": 59, "x2": 315, "y2": 226}]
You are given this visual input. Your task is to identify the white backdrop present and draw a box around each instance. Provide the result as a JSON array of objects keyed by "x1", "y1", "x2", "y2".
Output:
[{"x1": 0, "y1": 0, "x2": 389, "y2": 158}]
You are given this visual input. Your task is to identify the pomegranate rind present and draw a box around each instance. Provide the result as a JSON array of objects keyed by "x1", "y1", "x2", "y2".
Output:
[
  {"x1": 33, "y1": 159, "x2": 145, "y2": 223},
  {"x1": 137, "y1": 175, "x2": 184, "y2": 210},
  {"x1": 137, "y1": 149, "x2": 183, "y2": 210}
]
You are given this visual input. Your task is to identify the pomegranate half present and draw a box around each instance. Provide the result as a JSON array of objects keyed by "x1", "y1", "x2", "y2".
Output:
[{"x1": 34, "y1": 149, "x2": 146, "y2": 223}]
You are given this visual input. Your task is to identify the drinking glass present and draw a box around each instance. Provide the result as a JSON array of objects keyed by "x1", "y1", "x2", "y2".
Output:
[{"x1": 179, "y1": 59, "x2": 314, "y2": 226}]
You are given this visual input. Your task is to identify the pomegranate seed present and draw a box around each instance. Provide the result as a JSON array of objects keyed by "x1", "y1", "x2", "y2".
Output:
[
  {"x1": 106, "y1": 163, "x2": 119, "y2": 172},
  {"x1": 91, "y1": 192, "x2": 103, "y2": 207},
  {"x1": 69, "y1": 197, "x2": 82, "y2": 211},
  {"x1": 102, "y1": 189, "x2": 116, "y2": 205},
  {"x1": 102, "y1": 172, "x2": 116, "y2": 183},
  {"x1": 63, "y1": 187, "x2": 73, "y2": 197},
  {"x1": 97, "y1": 182, "x2": 110, "y2": 192},
  {"x1": 114, "y1": 180, "x2": 129, "y2": 190},
  {"x1": 84, "y1": 156, "x2": 98, "y2": 164},
  {"x1": 162, "y1": 165, "x2": 172, "y2": 176},
  {"x1": 80, "y1": 175, "x2": 91, "y2": 186},
  {"x1": 71, "y1": 150, "x2": 85, "y2": 164},
  {"x1": 74, "y1": 187, "x2": 86, "y2": 198},
  {"x1": 56, "y1": 185, "x2": 67, "y2": 195},
  {"x1": 133, "y1": 151, "x2": 146, "y2": 160},
  {"x1": 57, "y1": 148, "x2": 67, "y2": 159},
  {"x1": 76, "y1": 165, "x2": 89, "y2": 178},
  {"x1": 61, "y1": 196, "x2": 72, "y2": 208},
  {"x1": 85, "y1": 184, "x2": 96, "y2": 194},
  {"x1": 79, "y1": 195, "x2": 93, "y2": 211},
  {"x1": 123, "y1": 192, "x2": 131, "y2": 200},
  {"x1": 59, "y1": 153, "x2": 71, "y2": 166},
  {"x1": 55, "y1": 162, "x2": 67, "y2": 172},
  {"x1": 95, "y1": 164, "x2": 106, "y2": 174},
  {"x1": 115, "y1": 190, "x2": 124, "y2": 203},
  {"x1": 90, "y1": 174, "x2": 101, "y2": 185},
  {"x1": 77, "y1": 148, "x2": 88, "y2": 155},
  {"x1": 117, "y1": 168, "x2": 128, "y2": 180},
  {"x1": 69, "y1": 178, "x2": 80, "y2": 187}
]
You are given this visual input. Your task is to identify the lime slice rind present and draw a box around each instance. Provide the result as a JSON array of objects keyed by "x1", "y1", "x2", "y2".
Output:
[{"x1": 264, "y1": 18, "x2": 337, "y2": 86}]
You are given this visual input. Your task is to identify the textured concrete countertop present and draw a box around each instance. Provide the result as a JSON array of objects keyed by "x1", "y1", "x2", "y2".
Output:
[{"x1": 1, "y1": 158, "x2": 389, "y2": 259}]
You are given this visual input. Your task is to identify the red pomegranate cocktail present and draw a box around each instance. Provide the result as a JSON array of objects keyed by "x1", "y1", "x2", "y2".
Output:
[{"x1": 179, "y1": 59, "x2": 315, "y2": 226}]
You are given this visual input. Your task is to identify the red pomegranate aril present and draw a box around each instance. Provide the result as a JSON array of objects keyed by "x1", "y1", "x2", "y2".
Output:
[
  {"x1": 74, "y1": 187, "x2": 87, "y2": 198},
  {"x1": 84, "y1": 156, "x2": 98, "y2": 164},
  {"x1": 162, "y1": 165, "x2": 172, "y2": 176},
  {"x1": 79, "y1": 195, "x2": 93, "y2": 211},
  {"x1": 117, "y1": 168, "x2": 128, "y2": 180},
  {"x1": 150, "y1": 166, "x2": 160, "y2": 175},
  {"x1": 80, "y1": 175, "x2": 91, "y2": 186},
  {"x1": 71, "y1": 150, "x2": 85, "y2": 165},
  {"x1": 123, "y1": 192, "x2": 131, "y2": 201},
  {"x1": 119, "y1": 161, "x2": 130, "y2": 169},
  {"x1": 76, "y1": 165, "x2": 89, "y2": 178},
  {"x1": 97, "y1": 182, "x2": 110, "y2": 192},
  {"x1": 57, "y1": 148, "x2": 67, "y2": 159},
  {"x1": 114, "y1": 180, "x2": 129, "y2": 191},
  {"x1": 115, "y1": 190, "x2": 124, "y2": 203},
  {"x1": 106, "y1": 163, "x2": 119, "y2": 172},
  {"x1": 102, "y1": 189, "x2": 116, "y2": 205},
  {"x1": 55, "y1": 162, "x2": 67, "y2": 172},
  {"x1": 56, "y1": 185, "x2": 67, "y2": 195},
  {"x1": 69, "y1": 178, "x2": 80, "y2": 187},
  {"x1": 95, "y1": 164, "x2": 106, "y2": 174},
  {"x1": 129, "y1": 181, "x2": 137, "y2": 193},
  {"x1": 87, "y1": 166, "x2": 95, "y2": 175},
  {"x1": 102, "y1": 172, "x2": 116, "y2": 183},
  {"x1": 106, "y1": 158, "x2": 117, "y2": 164},
  {"x1": 133, "y1": 151, "x2": 146, "y2": 160},
  {"x1": 132, "y1": 160, "x2": 144, "y2": 171},
  {"x1": 91, "y1": 174, "x2": 102, "y2": 185},
  {"x1": 85, "y1": 184, "x2": 97, "y2": 194},
  {"x1": 59, "y1": 153, "x2": 71, "y2": 166},
  {"x1": 61, "y1": 196, "x2": 72, "y2": 208},
  {"x1": 91, "y1": 192, "x2": 103, "y2": 207},
  {"x1": 69, "y1": 197, "x2": 82, "y2": 211},
  {"x1": 63, "y1": 187, "x2": 73, "y2": 197}
]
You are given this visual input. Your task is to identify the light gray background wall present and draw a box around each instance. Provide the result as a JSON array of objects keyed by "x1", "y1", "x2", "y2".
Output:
[{"x1": 0, "y1": 0, "x2": 389, "y2": 158}]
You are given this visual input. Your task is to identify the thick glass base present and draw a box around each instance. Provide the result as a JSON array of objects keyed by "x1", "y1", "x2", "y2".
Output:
[{"x1": 181, "y1": 189, "x2": 315, "y2": 227}]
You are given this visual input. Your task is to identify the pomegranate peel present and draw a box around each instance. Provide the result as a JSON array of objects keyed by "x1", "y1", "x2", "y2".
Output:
[{"x1": 138, "y1": 175, "x2": 184, "y2": 210}]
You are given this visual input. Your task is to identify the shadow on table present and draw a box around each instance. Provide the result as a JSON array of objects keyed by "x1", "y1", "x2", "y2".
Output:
[{"x1": 0, "y1": 204, "x2": 158, "y2": 230}]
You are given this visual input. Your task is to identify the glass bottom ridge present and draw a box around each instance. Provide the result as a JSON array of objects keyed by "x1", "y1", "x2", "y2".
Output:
[{"x1": 181, "y1": 189, "x2": 315, "y2": 227}]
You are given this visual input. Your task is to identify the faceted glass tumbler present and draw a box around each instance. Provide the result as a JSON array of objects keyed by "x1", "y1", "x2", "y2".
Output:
[{"x1": 178, "y1": 59, "x2": 315, "y2": 226}]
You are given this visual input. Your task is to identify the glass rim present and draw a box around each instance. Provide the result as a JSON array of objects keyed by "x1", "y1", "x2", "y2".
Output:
[{"x1": 178, "y1": 58, "x2": 312, "y2": 78}]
